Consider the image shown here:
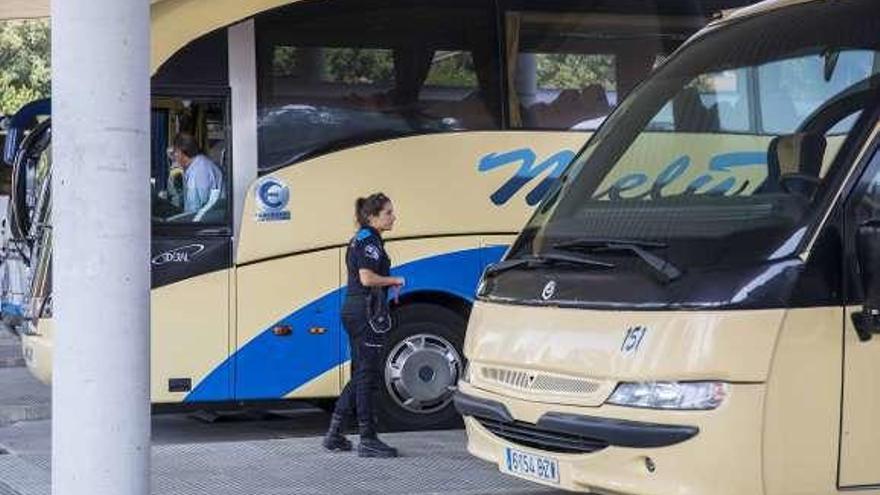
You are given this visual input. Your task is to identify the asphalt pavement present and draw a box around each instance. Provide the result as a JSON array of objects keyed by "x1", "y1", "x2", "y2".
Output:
[{"x1": 0, "y1": 328, "x2": 564, "y2": 495}]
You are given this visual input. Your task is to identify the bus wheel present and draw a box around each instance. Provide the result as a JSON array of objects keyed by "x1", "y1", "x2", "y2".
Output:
[{"x1": 378, "y1": 303, "x2": 465, "y2": 431}]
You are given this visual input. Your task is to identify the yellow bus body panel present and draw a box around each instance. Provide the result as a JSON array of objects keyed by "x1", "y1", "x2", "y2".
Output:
[
  {"x1": 236, "y1": 131, "x2": 588, "y2": 265},
  {"x1": 151, "y1": 0, "x2": 298, "y2": 73},
  {"x1": 462, "y1": 301, "x2": 880, "y2": 494},
  {"x1": 151, "y1": 269, "x2": 232, "y2": 403}
]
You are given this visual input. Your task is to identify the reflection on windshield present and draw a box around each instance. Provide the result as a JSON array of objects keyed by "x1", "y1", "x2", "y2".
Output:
[
  {"x1": 258, "y1": 104, "x2": 459, "y2": 169},
  {"x1": 513, "y1": 2, "x2": 880, "y2": 271}
]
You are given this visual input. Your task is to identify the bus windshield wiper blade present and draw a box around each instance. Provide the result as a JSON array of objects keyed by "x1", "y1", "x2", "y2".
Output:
[
  {"x1": 484, "y1": 252, "x2": 615, "y2": 276},
  {"x1": 533, "y1": 252, "x2": 616, "y2": 268},
  {"x1": 483, "y1": 258, "x2": 530, "y2": 276},
  {"x1": 553, "y1": 237, "x2": 682, "y2": 283}
]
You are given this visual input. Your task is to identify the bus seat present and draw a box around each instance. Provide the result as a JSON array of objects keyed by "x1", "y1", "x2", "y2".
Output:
[
  {"x1": 757, "y1": 133, "x2": 827, "y2": 194},
  {"x1": 673, "y1": 86, "x2": 719, "y2": 132},
  {"x1": 526, "y1": 85, "x2": 611, "y2": 129}
]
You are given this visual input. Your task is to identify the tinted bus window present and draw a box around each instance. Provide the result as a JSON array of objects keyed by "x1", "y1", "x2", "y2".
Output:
[
  {"x1": 151, "y1": 97, "x2": 230, "y2": 225},
  {"x1": 649, "y1": 50, "x2": 879, "y2": 135},
  {"x1": 256, "y1": 0, "x2": 501, "y2": 172},
  {"x1": 648, "y1": 68, "x2": 753, "y2": 133},
  {"x1": 759, "y1": 50, "x2": 877, "y2": 134},
  {"x1": 508, "y1": 12, "x2": 700, "y2": 131}
]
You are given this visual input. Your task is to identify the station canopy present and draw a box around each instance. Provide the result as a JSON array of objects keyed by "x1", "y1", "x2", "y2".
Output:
[
  {"x1": 0, "y1": 0, "x2": 168, "y2": 20},
  {"x1": 0, "y1": 0, "x2": 49, "y2": 20}
]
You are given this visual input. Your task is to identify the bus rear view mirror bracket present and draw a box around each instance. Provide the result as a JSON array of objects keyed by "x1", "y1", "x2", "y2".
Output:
[{"x1": 852, "y1": 220, "x2": 880, "y2": 342}]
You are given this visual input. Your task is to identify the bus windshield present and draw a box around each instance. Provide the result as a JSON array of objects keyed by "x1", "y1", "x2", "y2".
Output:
[{"x1": 510, "y1": 2, "x2": 880, "y2": 273}]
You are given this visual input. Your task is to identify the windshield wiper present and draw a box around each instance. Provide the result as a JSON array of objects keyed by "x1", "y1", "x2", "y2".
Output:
[
  {"x1": 485, "y1": 252, "x2": 615, "y2": 277},
  {"x1": 554, "y1": 237, "x2": 682, "y2": 283}
]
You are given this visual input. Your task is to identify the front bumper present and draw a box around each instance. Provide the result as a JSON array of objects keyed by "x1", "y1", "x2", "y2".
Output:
[
  {"x1": 21, "y1": 323, "x2": 52, "y2": 385},
  {"x1": 457, "y1": 381, "x2": 765, "y2": 495},
  {"x1": 455, "y1": 391, "x2": 699, "y2": 450}
]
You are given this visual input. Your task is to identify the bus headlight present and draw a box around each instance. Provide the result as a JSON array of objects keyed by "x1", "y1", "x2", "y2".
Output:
[{"x1": 606, "y1": 381, "x2": 728, "y2": 410}]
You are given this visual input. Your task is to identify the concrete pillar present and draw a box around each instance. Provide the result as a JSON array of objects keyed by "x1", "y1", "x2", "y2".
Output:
[
  {"x1": 515, "y1": 53, "x2": 538, "y2": 107},
  {"x1": 51, "y1": 0, "x2": 151, "y2": 493}
]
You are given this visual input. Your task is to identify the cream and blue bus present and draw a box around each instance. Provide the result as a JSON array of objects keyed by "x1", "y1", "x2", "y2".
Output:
[
  {"x1": 458, "y1": 0, "x2": 880, "y2": 491},
  {"x1": 10, "y1": 0, "x2": 751, "y2": 429}
]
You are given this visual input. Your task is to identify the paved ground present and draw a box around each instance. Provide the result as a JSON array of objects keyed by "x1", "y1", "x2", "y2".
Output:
[
  {"x1": 0, "y1": 328, "x2": 566, "y2": 495},
  {"x1": 0, "y1": 328, "x2": 49, "y2": 429},
  {"x1": 0, "y1": 427, "x2": 565, "y2": 495},
  {"x1": 0, "y1": 325, "x2": 25, "y2": 369}
]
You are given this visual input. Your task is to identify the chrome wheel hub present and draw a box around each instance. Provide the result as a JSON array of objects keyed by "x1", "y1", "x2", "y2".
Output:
[{"x1": 384, "y1": 333, "x2": 461, "y2": 414}]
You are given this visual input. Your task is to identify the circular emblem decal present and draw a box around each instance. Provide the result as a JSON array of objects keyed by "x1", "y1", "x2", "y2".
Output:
[
  {"x1": 541, "y1": 280, "x2": 557, "y2": 301},
  {"x1": 255, "y1": 177, "x2": 292, "y2": 222},
  {"x1": 256, "y1": 177, "x2": 290, "y2": 212}
]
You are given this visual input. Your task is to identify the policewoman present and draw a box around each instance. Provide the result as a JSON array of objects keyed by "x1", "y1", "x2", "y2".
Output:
[{"x1": 323, "y1": 193, "x2": 405, "y2": 458}]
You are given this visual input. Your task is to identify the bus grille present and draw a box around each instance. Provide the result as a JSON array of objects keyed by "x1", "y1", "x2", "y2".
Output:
[
  {"x1": 480, "y1": 366, "x2": 600, "y2": 396},
  {"x1": 475, "y1": 417, "x2": 608, "y2": 454}
]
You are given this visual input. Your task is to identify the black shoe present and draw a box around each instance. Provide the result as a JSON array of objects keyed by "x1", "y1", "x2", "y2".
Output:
[
  {"x1": 322, "y1": 414, "x2": 352, "y2": 452},
  {"x1": 323, "y1": 434, "x2": 352, "y2": 452},
  {"x1": 357, "y1": 436, "x2": 398, "y2": 458}
]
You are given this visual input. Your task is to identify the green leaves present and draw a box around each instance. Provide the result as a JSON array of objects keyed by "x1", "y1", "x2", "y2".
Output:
[
  {"x1": 0, "y1": 19, "x2": 50, "y2": 115},
  {"x1": 536, "y1": 53, "x2": 614, "y2": 91}
]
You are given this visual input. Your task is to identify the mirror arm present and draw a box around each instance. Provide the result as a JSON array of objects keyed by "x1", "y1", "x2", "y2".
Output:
[
  {"x1": 851, "y1": 307, "x2": 880, "y2": 342},
  {"x1": 853, "y1": 219, "x2": 880, "y2": 342}
]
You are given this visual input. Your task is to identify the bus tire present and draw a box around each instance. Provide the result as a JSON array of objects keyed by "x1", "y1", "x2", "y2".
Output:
[{"x1": 377, "y1": 303, "x2": 466, "y2": 431}]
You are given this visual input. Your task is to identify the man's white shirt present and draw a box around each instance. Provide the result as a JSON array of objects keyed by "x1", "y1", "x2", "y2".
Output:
[{"x1": 183, "y1": 154, "x2": 224, "y2": 213}]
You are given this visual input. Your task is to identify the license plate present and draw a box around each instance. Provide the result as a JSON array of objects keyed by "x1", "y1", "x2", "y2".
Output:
[{"x1": 502, "y1": 447, "x2": 560, "y2": 485}]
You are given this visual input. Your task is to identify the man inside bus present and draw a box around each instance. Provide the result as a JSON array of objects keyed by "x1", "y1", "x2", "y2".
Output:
[{"x1": 172, "y1": 132, "x2": 224, "y2": 220}]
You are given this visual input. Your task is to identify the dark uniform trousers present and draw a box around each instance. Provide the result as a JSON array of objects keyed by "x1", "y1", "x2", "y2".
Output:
[{"x1": 333, "y1": 298, "x2": 384, "y2": 429}]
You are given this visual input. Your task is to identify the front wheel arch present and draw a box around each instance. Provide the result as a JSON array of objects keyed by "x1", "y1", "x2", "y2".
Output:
[{"x1": 394, "y1": 290, "x2": 472, "y2": 323}]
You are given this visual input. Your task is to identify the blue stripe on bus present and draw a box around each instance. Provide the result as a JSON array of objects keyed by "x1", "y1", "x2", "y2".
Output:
[
  {"x1": 184, "y1": 245, "x2": 507, "y2": 402},
  {"x1": 1, "y1": 303, "x2": 24, "y2": 317}
]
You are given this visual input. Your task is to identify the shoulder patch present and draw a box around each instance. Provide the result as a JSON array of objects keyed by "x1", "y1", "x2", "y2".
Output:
[
  {"x1": 364, "y1": 244, "x2": 381, "y2": 261},
  {"x1": 356, "y1": 228, "x2": 372, "y2": 241}
]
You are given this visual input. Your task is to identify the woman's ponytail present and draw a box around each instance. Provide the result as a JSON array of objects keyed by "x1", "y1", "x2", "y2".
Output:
[{"x1": 355, "y1": 193, "x2": 390, "y2": 227}]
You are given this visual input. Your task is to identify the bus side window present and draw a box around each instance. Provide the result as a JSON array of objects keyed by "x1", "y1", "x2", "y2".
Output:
[
  {"x1": 150, "y1": 98, "x2": 230, "y2": 226},
  {"x1": 507, "y1": 12, "x2": 702, "y2": 131},
  {"x1": 255, "y1": 0, "x2": 502, "y2": 172},
  {"x1": 758, "y1": 51, "x2": 877, "y2": 135},
  {"x1": 648, "y1": 69, "x2": 752, "y2": 134},
  {"x1": 855, "y1": 175, "x2": 880, "y2": 225},
  {"x1": 846, "y1": 151, "x2": 880, "y2": 304}
]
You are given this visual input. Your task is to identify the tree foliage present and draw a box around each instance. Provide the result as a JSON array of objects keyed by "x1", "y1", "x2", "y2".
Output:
[
  {"x1": 536, "y1": 54, "x2": 615, "y2": 90},
  {"x1": 272, "y1": 46, "x2": 615, "y2": 92},
  {"x1": 0, "y1": 20, "x2": 50, "y2": 115},
  {"x1": 273, "y1": 47, "x2": 395, "y2": 85}
]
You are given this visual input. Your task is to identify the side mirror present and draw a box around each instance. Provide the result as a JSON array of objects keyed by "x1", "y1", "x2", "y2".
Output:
[
  {"x1": 852, "y1": 220, "x2": 880, "y2": 341},
  {"x1": 770, "y1": 133, "x2": 825, "y2": 197}
]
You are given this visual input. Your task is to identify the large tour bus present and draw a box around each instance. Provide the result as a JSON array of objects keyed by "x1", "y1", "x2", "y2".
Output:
[
  {"x1": 457, "y1": 0, "x2": 880, "y2": 492},
  {"x1": 10, "y1": 0, "x2": 753, "y2": 429},
  {"x1": 0, "y1": 99, "x2": 50, "y2": 332}
]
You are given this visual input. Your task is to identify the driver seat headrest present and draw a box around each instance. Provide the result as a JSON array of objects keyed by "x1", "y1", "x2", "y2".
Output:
[
  {"x1": 758, "y1": 132, "x2": 827, "y2": 194},
  {"x1": 770, "y1": 132, "x2": 827, "y2": 178}
]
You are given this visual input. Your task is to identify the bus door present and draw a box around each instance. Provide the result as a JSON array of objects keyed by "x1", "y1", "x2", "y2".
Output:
[
  {"x1": 841, "y1": 135, "x2": 880, "y2": 488},
  {"x1": 149, "y1": 90, "x2": 235, "y2": 403}
]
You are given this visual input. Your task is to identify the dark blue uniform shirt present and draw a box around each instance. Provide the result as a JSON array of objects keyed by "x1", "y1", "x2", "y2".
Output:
[{"x1": 345, "y1": 226, "x2": 391, "y2": 300}]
